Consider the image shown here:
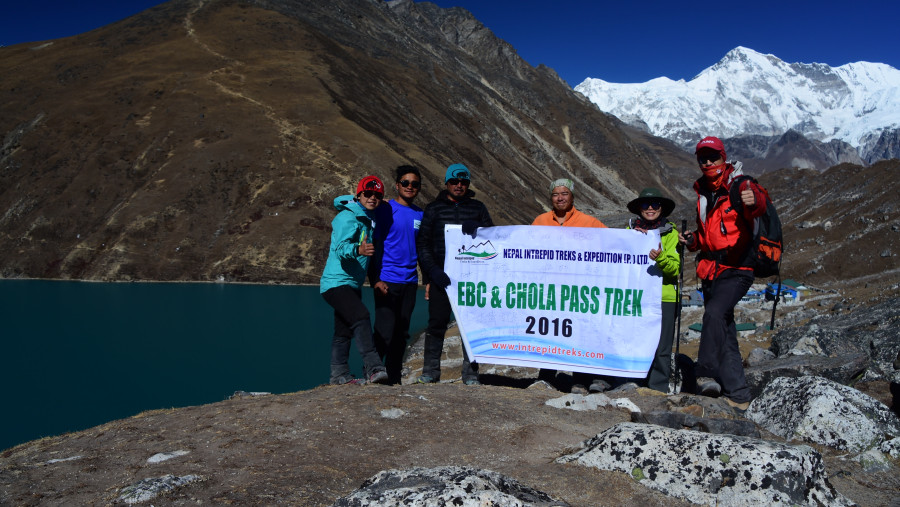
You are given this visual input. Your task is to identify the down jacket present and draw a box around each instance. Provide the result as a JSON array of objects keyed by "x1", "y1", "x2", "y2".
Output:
[{"x1": 417, "y1": 189, "x2": 493, "y2": 282}]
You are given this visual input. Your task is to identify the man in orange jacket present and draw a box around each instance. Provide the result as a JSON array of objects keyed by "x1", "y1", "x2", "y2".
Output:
[
  {"x1": 679, "y1": 136, "x2": 766, "y2": 410},
  {"x1": 532, "y1": 178, "x2": 607, "y2": 393},
  {"x1": 532, "y1": 178, "x2": 608, "y2": 228}
]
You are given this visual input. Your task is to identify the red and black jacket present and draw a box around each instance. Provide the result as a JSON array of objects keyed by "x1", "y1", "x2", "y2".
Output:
[{"x1": 687, "y1": 163, "x2": 767, "y2": 280}]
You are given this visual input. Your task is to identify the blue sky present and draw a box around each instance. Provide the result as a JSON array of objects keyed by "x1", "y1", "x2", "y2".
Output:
[{"x1": 2, "y1": 0, "x2": 898, "y2": 87}]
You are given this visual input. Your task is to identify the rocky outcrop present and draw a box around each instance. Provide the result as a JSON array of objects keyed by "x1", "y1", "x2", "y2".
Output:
[
  {"x1": 744, "y1": 352, "x2": 869, "y2": 399},
  {"x1": 332, "y1": 466, "x2": 568, "y2": 506},
  {"x1": 557, "y1": 422, "x2": 852, "y2": 506},
  {"x1": 741, "y1": 296, "x2": 900, "y2": 401},
  {"x1": 768, "y1": 298, "x2": 900, "y2": 383},
  {"x1": 118, "y1": 474, "x2": 205, "y2": 505},
  {"x1": 747, "y1": 376, "x2": 900, "y2": 452}
]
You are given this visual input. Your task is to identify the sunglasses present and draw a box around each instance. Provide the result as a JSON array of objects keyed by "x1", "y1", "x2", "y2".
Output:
[
  {"x1": 697, "y1": 151, "x2": 721, "y2": 164},
  {"x1": 399, "y1": 180, "x2": 421, "y2": 189},
  {"x1": 447, "y1": 178, "x2": 470, "y2": 186},
  {"x1": 361, "y1": 190, "x2": 384, "y2": 199},
  {"x1": 640, "y1": 201, "x2": 662, "y2": 210}
]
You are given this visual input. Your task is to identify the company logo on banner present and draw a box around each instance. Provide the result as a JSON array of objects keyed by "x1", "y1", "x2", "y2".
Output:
[
  {"x1": 444, "y1": 225, "x2": 662, "y2": 378},
  {"x1": 454, "y1": 240, "x2": 499, "y2": 262}
]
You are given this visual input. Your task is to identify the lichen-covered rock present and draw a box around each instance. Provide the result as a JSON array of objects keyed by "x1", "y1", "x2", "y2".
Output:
[
  {"x1": 881, "y1": 437, "x2": 900, "y2": 458},
  {"x1": 117, "y1": 474, "x2": 203, "y2": 504},
  {"x1": 545, "y1": 393, "x2": 614, "y2": 411},
  {"x1": 746, "y1": 376, "x2": 900, "y2": 452},
  {"x1": 544, "y1": 393, "x2": 641, "y2": 413},
  {"x1": 854, "y1": 448, "x2": 893, "y2": 473},
  {"x1": 331, "y1": 466, "x2": 568, "y2": 506},
  {"x1": 557, "y1": 422, "x2": 851, "y2": 506}
]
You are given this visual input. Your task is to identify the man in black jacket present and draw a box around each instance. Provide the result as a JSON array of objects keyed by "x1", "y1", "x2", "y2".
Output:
[{"x1": 416, "y1": 163, "x2": 493, "y2": 385}]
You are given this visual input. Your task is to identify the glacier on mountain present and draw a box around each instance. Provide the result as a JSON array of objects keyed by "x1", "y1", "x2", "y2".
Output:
[{"x1": 574, "y1": 47, "x2": 900, "y2": 161}]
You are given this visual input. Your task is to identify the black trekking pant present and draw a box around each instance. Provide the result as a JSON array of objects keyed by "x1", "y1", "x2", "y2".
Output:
[
  {"x1": 696, "y1": 269, "x2": 753, "y2": 403},
  {"x1": 646, "y1": 301, "x2": 677, "y2": 393},
  {"x1": 423, "y1": 284, "x2": 478, "y2": 382},
  {"x1": 373, "y1": 282, "x2": 418, "y2": 384},
  {"x1": 322, "y1": 285, "x2": 385, "y2": 382}
]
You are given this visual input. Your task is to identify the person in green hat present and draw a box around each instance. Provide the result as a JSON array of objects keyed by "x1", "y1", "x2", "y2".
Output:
[{"x1": 627, "y1": 187, "x2": 680, "y2": 393}]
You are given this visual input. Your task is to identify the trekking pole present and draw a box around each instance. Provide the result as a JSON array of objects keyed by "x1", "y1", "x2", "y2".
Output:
[
  {"x1": 671, "y1": 219, "x2": 687, "y2": 391},
  {"x1": 676, "y1": 220, "x2": 686, "y2": 357},
  {"x1": 769, "y1": 276, "x2": 782, "y2": 330}
]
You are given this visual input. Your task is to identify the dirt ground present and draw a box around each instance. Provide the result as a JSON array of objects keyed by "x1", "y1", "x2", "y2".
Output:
[
  {"x1": 2, "y1": 278, "x2": 897, "y2": 506},
  {"x1": 1, "y1": 383, "x2": 702, "y2": 506},
  {"x1": 2, "y1": 373, "x2": 898, "y2": 505}
]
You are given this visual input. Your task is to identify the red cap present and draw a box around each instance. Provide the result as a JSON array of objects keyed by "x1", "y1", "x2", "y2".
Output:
[
  {"x1": 356, "y1": 175, "x2": 384, "y2": 196},
  {"x1": 695, "y1": 136, "x2": 726, "y2": 161}
]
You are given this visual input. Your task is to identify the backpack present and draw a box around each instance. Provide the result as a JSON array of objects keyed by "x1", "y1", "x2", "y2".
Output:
[{"x1": 729, "y1": 175, "x2": 783, "y2": 278}]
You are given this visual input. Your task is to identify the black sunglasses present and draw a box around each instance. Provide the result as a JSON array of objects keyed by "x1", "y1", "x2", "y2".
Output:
[
  {"x1": 361, "y1": 190, "x2": 384, "y2": 199},
  {"x1": 399, "y1": 180, "x2": 421, "y2": 189},
  {"x1": 640, "y1": 201, "x2": 662, "y2": 210},
  {"x1": 697, "y1": 150, "x2": 721, "y2": 164},
  {"x1": 447, "y1": 178, "x2": 470, "y2": 186}
]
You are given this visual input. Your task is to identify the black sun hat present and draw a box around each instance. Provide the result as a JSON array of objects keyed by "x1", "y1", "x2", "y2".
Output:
[{"x1": 627, "y1": 187, "x2": 676, "y2": 217}]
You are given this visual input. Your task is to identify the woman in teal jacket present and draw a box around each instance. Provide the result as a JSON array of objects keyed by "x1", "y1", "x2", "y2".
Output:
[
  {"x1": 627, "y1": 188, "x2": 680, "y2": 393},
  {"x1": 320, "y1": 176, "x2": 390, "y2": 385}
]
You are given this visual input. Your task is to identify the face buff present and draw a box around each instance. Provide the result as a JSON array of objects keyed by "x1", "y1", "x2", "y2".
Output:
[{"x1": 702, "y1": 162, "x2": 727, "y2": 190}]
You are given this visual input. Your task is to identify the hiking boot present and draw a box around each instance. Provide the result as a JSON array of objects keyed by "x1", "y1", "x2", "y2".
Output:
[
  {"x1": 464, "y1": 379, "x2": 481, "y2": 386},
  {"x1": 415, "y1": 375, "x2": 437, "y2": 384},
  {"x1": 368, "y1": 370, "x2": 390, "y2": 385},
  {"x1": 589, "y1": 379, "x2": 611, "y2": 393},
  {"x1": 330, "y1": 374, "x2": 363, "y2": 386},
  {"x1": 725, "y1": 397, "x2": 750, "y2": 412},
  {"x1": 696, "y1": 377, "x2": 722, "y2": 398},
  {"x1": 571, "y1": 384, "x2": 589, "y2": 395}
]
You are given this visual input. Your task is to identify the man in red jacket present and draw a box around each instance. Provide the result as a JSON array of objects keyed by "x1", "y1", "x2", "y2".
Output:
[{"x1": 679, "y1": 136, "x2": 766, "y2": 410}]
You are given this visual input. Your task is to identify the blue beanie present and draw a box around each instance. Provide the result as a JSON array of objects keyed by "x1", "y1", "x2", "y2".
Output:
[{"x1": 445, "y1": 163, "x2": 471, "y2": 183}]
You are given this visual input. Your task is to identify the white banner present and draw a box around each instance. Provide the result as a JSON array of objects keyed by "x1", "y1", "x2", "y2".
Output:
[{"x1": 444, "y1": 225, "x2": 662, "y2": 377}]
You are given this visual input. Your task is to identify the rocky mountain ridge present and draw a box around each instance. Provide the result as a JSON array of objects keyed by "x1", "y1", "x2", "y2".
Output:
[
  {"x1": 575, "y1": 46, "x2": 900, "y2": 171},
  {"x1": 0, "y1": 0, "x2": 696, "y2": 284}
]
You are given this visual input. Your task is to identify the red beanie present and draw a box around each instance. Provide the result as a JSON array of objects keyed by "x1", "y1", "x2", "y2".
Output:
[
  {"x1": 356, "y1": 175, "x2": 384, "y2": 196},
  {"x1": 695, "y1": 136, "x2": 726, "y2": 162}
]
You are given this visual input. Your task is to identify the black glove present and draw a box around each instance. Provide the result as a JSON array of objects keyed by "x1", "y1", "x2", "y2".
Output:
[
  {"x1": 461, "y1": 220, "x2": 479, "y2": 237},
  {"x1": 429, "y1": 267, "x2": 451, "y2": 289}
]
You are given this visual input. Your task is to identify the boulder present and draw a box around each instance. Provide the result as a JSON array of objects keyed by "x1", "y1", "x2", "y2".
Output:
[
  {"x1": 746, "y1": 376, "x2": 900, "y2": 452},
  {"x1": 744, "y1": 353, "x2": 869, "y2": 398},
  {"x1": 557, "y1": 422, "x2": 851, "y2": 506},
  {"x1": 332, "y1": 466, "x2": 568, "y2": 506},
  {"x1": 745, "y1": 347, "x2": 776, "y2": 366},
  {"x1": 117, "y1": 474, "x2": 204, "y2": 505},
  {"x1": 881, "y1": 437, "x2": 900, "y2": 458},
  {"x1": 630, "y1": 411, "x2": 761, "y2": 438},
  {"x1": 769, "y1": 299, "x2": 900, "y2": 381}
]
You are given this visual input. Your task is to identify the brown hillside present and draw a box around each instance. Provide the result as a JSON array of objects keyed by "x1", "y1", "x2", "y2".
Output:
[{"x1": 0, "y1": 0, "x2": 696, "y2": 283}]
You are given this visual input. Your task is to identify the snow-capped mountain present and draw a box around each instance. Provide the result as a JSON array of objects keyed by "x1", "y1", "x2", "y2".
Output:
[{"x1": 575, "y1": 47, "x2": 900, "y2": 164}]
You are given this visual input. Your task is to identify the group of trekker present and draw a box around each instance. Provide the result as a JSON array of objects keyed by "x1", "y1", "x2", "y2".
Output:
[{"x1": 320, "y1": 136, "x2": 765, "y2": 410}]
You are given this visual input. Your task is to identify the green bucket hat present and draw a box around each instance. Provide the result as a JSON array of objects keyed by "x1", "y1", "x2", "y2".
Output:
[{"x1": 627, "y1": 187, "x2": 676, "y2": 217}]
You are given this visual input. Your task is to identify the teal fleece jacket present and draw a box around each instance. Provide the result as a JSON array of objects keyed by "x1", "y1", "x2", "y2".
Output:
[{"x1": 319, "y1": 195, "x2": 375, "y2": 293}]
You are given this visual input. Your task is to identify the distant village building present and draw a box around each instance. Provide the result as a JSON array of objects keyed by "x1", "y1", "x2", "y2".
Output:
[
  {"x1": 680, "y1": 279, "x2": 808, "y2": 311},
  {"x1": 683, "y1": 289, "x2": 704, "y2": 307}
]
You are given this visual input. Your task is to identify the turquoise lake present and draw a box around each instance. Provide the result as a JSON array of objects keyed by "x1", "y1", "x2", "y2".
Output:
[{"x1": 0, "y1": 279, "x2": 428, "y2": 451}]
